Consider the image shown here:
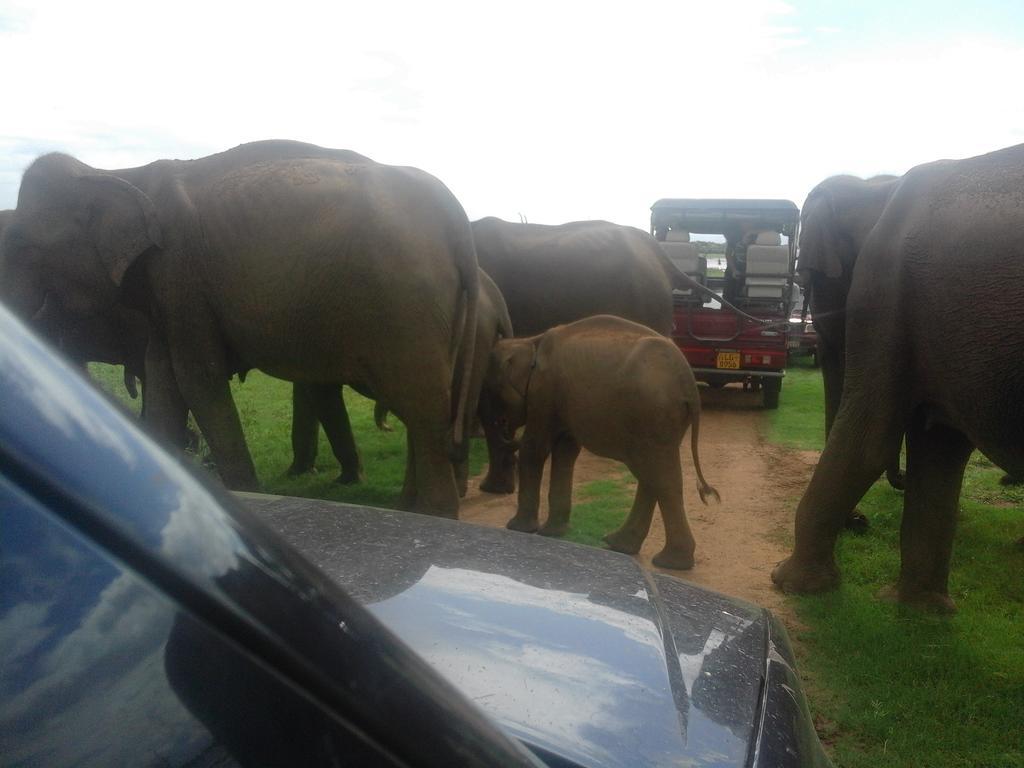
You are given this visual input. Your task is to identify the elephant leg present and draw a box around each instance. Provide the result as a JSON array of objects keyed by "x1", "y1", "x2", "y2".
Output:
[
  {"x1": 645, "y1": 452, "x2": 696, "y2": 571},
  {"x1": 406, "y1": 419, "x2": 458, "y2": 518},
  {"x1": 772, "y1": 413, "x2": 895, "y2": 594},
  {"x1": 818, "y1": 340, "x2": 844, "y2": 438},
  {"x1": 507, "y1": 432, "x2": 550, "y2": 533},
  {"x1": 288, "y1": 382, "x2": 320, "y2": 476},
  {"x1": 314, "y1": 385, "x2": 364, "y2": 485},
  {"x1": 540, "y1": 434, "x2": 580, "y2": 537},
  {"x1": 453, "y1": 454, "x2": 470, "y2": 498},
  {"x1": 377, "y1": 360, "x2": 458, "y2": 517},
  {"x1": 818, "y1": 339, "x2": 877, "y2": 530},
  {"x1": 887, "y1": 419, "x2": 973, "y2": 612},
  {"x1": 479, "y1": 419, "x2": 517, "y2": 494},
  {"x1": 141, "y1": 333, "x2": 191, "y2": 452},
  {"x1": 604, "y1": 481, "x2": 657, "y2": 555},
  {"x1": 168, "y1": 331, "x2": 258, "y2": 491}
]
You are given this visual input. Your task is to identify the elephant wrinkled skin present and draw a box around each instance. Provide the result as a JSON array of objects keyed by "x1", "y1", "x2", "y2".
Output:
[
  {"x1": 773, "y1": 143, "x2": 1024, "y2": 610},
  {"x1": 489, "y1": 315, "x2": 718, "y2": 570},
  {"x1": 0, "y1": 141, "x2": 479, "y2": 517}
]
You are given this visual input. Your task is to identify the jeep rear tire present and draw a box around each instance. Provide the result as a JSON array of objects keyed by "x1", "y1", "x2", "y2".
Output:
[{"x1": 763, "y1": 378, "x2": 782, "y2": 409}]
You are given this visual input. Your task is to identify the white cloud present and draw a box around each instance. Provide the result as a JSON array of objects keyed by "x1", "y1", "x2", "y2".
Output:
[
  {"x1": 374, "y1": 565, "x2": 686, "y2": 765},
  {"x1": 784, "y1": 38, "x2": 1024, "y2": 201},
  {"x1": 0, "y1": 1, "x2": 1021, "y2": 226},
  {"x1": 417, "y1": 565, "x2": 663, "y2": 649}
]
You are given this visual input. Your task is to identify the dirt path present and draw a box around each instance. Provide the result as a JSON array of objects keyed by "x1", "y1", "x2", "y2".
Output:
[{"x1": 460, "y1": 386, "x2": 819, "y2": 621}]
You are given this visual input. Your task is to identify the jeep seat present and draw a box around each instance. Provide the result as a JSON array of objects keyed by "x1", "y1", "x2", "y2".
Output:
[
  {"x1": 661, "y1": 230, "x2": 706, "y2": 300},
  {"x1": 743, "y1": 231, "x2": 789, "y2": 300}
]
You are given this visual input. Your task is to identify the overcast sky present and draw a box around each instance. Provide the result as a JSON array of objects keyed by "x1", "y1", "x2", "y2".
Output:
[{"x1": 1, "y1": 0, "x2": 1022, "y2": 229}]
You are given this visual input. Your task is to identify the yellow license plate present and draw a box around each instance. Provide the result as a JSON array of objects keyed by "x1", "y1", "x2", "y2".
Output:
[{"x1": 716, "y1": 351, "x2": 741, "y2": 369}]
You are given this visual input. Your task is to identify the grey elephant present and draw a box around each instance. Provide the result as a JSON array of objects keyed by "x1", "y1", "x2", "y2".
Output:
[
  {"x1": 797, "y1": 174, "x2": 906, "y2": 518},
  {"x1": 368, "y1": 268, "x2": 514, "y2": 502},
  {"x1": 7, "y1": 200, "x2": 370, "y2": 486},
  {"x1": 471, "y1": 217, "x2": 691, "y2": 493},
  {"x1": 488, "y1": 315, "x2": 718, "y2": 570},
  {"x1": 772, "y1": 143, "x2": 1024, "y2": 610},
  {"x1": 0, "y1": 140, "x2": 479, "y2": 517}
]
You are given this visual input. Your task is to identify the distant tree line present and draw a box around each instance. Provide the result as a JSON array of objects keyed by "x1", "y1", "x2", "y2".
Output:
[{"x1": 693, "y1": 241, "x2": 726, "y2": 255}]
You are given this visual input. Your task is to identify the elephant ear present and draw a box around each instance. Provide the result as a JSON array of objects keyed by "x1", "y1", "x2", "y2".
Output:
[
  {"x1": 798, "y1": 189, "x2": 844, "y2": 280},
  {"x1": 82, "y1": 174, "x2": 163, "y2": 286},
  {"x1": 499, "y1": 339, "x2": 538, "y2": 400}
]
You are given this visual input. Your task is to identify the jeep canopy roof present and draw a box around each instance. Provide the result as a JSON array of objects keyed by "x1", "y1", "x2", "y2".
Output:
[{"x1": 650, "y1": 198, "x2": 800, "y2": 238}]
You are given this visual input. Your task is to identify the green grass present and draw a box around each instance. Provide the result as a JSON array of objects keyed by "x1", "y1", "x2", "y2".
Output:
[
  {"x1": 560, "y1": 475, "x2": 636, "y2": 547},
  {"x1": 764, "y1": 358, "x2": 1024, "y2": 768},
  {"x1": 766, "y1": 356, "x2": 828, "y2": 451},
  {"x1": 87, "y1": 365, "x2": 487, "y2": 508}
]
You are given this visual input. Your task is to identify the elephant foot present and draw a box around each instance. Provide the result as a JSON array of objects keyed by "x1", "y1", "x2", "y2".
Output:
[
  {"x1": 479, "y1": 473, "x2": 516, "y2": 495},
  {"x1": 603, "y1": 528, "x2": 644, "y2": 555},
  {"x1": 878, "y1": 584, "x2": 957, "y2": 614},
  {"x1": 286, "y1": 462, "x2": 316, "y2": 477},
  {"x1": 538, "y1": 520, "x2": 570, "y2": 538},
  {"x1": 999, "y1": 473, "x2": 1023, "y2": 486},
  {"x1": 845, "y1": 510, "x2": 870, "y2": 534},
  {"x1": 506, "y1": 513, "x2": 539, "y2": 533},
  {"x1": 333, "y1": 468, "x2": 364, "y2": 486},
  {"x1": 771, "y1": 555, "x2": 840, "y2": 594},
  {"x1": 652, "y1": 545, "x2": 695, "y2": 571}
]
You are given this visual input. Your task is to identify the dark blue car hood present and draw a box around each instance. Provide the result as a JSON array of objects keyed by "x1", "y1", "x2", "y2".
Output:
[
  {"x1": 0, "y1": 302, "x2": 827, "y2": 768},
  {"x1": 245, "y1": 494, "x2": 779, "y2": 768}
]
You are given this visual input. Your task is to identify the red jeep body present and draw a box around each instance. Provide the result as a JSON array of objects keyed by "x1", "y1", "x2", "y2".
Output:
[{"x1": 651, "y1": 199, "x2": 800, "y2": 408}]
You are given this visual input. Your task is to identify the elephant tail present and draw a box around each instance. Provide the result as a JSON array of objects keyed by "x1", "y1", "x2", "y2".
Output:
[
  {"x1": 689, "y1": 406, "x2": 720, "y2": 505},
  {"x1": 451, "y1": 226, "x2": 480, "y2": 453}
]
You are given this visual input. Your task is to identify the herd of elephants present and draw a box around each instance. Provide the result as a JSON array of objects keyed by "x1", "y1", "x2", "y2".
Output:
[{"x1": 0, "y1": 139, "x2": 1021, "y2": 612}]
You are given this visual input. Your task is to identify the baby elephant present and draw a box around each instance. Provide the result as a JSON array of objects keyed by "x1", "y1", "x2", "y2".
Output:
[{"x1": 487, "y1": 314, "x2": 718, "y2": 569}]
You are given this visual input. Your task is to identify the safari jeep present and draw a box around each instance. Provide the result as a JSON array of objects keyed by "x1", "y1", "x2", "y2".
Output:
[{"x1": 650, "y1": 198, "x2": 800, "y2": 408}]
